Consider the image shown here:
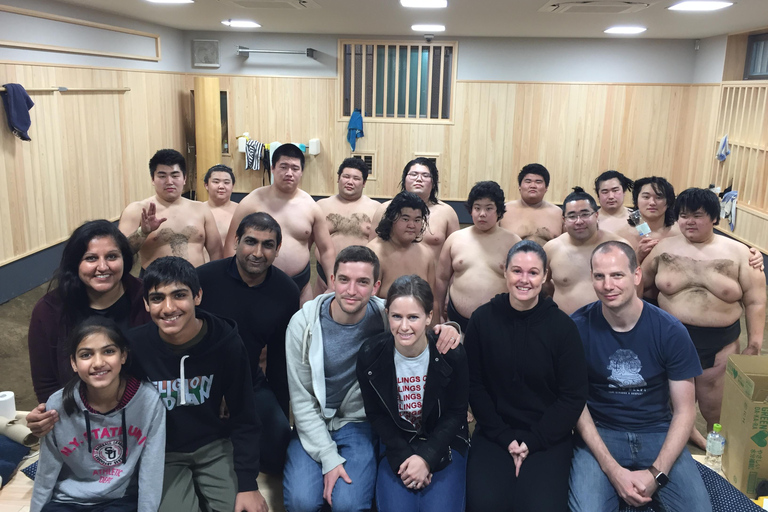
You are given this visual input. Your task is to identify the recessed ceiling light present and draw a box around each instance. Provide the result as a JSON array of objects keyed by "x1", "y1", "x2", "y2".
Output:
[
  {"x1": 668, "y1": 1, "x2": 733, "y2": 11},
  {"x1": 222, "y1": 19, "x2": 261, "y2": 28},
  {"x1": 604, "y1": 26, "x2": 647, "y2": 34},
  {"x1": 401, "y1": 0, "x2": 448, "y2": 7},
  {"x1": 412, "y1": 24, "x2": 446, "y2": 32},
  {"x1": 146, "y1": 0, "x2": 194, "y2": 3}
]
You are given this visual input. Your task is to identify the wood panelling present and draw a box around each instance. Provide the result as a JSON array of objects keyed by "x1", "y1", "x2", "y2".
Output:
[
  {"x1": 0, "y1": 63, "x2": 187, "y2": 266},
  {"x1": 193, "y1": 76, "x2": 222, "y2": 201},
  {"x1": 717, "y1": 205, "x2": 768, "y2": 254}
]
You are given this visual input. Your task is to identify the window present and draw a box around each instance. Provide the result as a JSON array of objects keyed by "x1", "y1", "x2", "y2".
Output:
[
  {"x1": 340, "y1": 40, "x2": 456, "y2": 122},
  {"x1": 744, "y1": 33, "x2": 768, "y2": 80}
]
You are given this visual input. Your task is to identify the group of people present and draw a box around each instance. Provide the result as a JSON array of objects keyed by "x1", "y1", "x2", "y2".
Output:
[{"x1": 22, "y1": 145, "x2": 766, "y2": 512}]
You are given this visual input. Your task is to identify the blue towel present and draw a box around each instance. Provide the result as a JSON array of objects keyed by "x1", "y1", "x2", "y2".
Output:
[
  {"x1": 347, "y1": 109, "x2": 364, "y2": 151},
  {"x1": 0, "y1": 83, "x2": 34, "y2": 141},
  {"x1": 717, "y1": 134, "x2": 730, "y2": 162},
  {"x1": 0, "y1": 435, "x2": 29, "y2": 488}
]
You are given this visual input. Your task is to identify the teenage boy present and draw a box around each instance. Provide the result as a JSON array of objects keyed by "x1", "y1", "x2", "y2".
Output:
[{"x1": 131, "y1": 256, "x2": 265, "y2": 512}]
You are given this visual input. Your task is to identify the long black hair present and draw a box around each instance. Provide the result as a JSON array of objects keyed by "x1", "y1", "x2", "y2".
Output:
[
  {"x1": 62, "y1": 317, "x2": 131, "y2": 416},
  {"x1": 51, "y1": 220, "x2": 134, "y2": 325}
]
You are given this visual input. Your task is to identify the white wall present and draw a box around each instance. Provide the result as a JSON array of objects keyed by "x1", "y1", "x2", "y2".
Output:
[
  {"x1": 0, "y1": 0, "x2": 187, "y2": 72},
  {"x1": 692, "y1": 34, "x2": 727, "y2": 83},
  {"x1": 457, "y1": 37, "x2": 698, "y2": 83}
]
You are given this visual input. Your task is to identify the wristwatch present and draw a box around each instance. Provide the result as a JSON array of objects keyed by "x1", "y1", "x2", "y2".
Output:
[{"x1": 648, "y1": 465, "x2": 669, "y2": 488}]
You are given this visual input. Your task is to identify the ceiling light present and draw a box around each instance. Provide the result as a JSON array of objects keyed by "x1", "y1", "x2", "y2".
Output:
[
  {"x1": 604, "y1": 26, "x2": 647, "y2": 34},
  {"x1": 222, "y1": 19, "x2": 261, "y2": 28},
  {"x1": 401, "y1": 0, "x2": 448, "y2": 7},
  {"x1": 668, "y1": 1, "x2": 732, "y2": 11},
  {"x1": 146, "y1": 0, "x2": 194, "y2": 3},
  {"x1": 412, "y1": 24, "x2": 446, "y2": 32}
]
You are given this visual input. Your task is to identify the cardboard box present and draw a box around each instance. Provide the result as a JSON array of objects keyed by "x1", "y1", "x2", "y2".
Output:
[{"x1": 722, "y1": 355, "x2": 768, "y2": 497}]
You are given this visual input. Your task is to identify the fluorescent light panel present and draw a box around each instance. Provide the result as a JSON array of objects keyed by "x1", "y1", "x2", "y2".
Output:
[
  {"x1": 412, "y1": 24, "x2": 446, "y2": 32},
  {"x1": 604, "y1": 26, "x2": 647, "y2": 34},
  {"x1": 146, "y1": 0, "x2": 194, "y2": 3},
  {"x1": 401, "y1": 0, "x2": 448, "y2": 7},
  {"x1": 668, "y1": 1, "x2": 732, "y2": 10},
  {"x1": 222, "y1": 20, "x2": 261, "y2": 28}
]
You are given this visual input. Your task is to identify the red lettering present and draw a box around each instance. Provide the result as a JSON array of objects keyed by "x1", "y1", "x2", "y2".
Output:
[
  {"x1": 128, "y1": 425, "x2": 143, "y2": 440},
  {"x1": 61, "y1": 447, "x2": 73, "y2": 456},
  {"x1": 68, "y1": 437, "x2": 80, "y2": 448}
]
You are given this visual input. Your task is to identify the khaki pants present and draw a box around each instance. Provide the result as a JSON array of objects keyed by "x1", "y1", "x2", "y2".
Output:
[{"x1": 160, "y1": 438, "x2": 237, "y2": 512}]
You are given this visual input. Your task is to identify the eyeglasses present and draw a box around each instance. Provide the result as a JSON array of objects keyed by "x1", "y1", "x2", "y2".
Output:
[
  {"x1": 564, "y1": 211, "x2": 596, "y2": 222},
  {"x1": 407, "y1": 172, "x2": 432, "y2": 181}
]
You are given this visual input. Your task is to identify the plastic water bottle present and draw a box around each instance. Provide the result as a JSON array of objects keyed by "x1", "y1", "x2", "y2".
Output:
[{"x1": 705, "y1": 423, "x2": 725, "y2": 471}]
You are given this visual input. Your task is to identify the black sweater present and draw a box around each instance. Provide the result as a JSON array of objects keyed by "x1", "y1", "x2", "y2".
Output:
[
  {"x1": 464, "y1": 294, "x2": 588, "y2": 454},
  {"x1": 197, "y1": 257, "x2": 300, "y2": 414},
  {"x1": 126, "y1": 309, "x2": 261, "y2": 492},
  {"x1": 357, "y1": 331, "x2": 469, "y2": 474}
]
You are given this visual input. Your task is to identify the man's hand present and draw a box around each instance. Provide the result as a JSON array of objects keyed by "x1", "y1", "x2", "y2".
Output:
[
  {"x1": 507, "y1": 440, "x2": 529, "y2": 477},
  {"x1": 140, "y1": 203, "x2": 167, "y2": 235},
  {"x1": 637, "y1": 237, "x2": 659, "y2": 264},
  {"x1": 606, "y1": 465, "x2": 652, "y2": 507},
  {"x1": 26, "y1": 404, "x2": 58, "y2": 437},
  {"x1": 234, "y1": 490, "x2": 268, "y2": 512},
  {"x1": 748, "y1": 247, "x2": 764, "y2": 272},
  {"x1": 323, "y1": 463, "x2": 352, "y2": 507},
  {"x1": 633, "y1": 469, "x2": 659, "y2": 499},
  {"x1": 399, "y1": 455, "x2": 431, "y2": 490},
  {"x1": 433, "y1": 323, "x2": 460, "y2": 354},
  {"x1": 742, "y1": 344, "x2": 761, "y2": 356}
]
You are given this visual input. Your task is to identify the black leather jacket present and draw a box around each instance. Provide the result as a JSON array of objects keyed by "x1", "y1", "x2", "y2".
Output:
[{"x1": 357, "y1": 331, "x2": 469, "y2": 474}]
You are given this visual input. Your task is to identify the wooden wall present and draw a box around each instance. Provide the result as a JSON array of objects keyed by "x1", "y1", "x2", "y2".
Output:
[
  {"x1": 0, "y1": 62, "x2": 188, "y2": 266},
  {"x1": 0, "y1": 62, "x2": 739, "y2": 266}
]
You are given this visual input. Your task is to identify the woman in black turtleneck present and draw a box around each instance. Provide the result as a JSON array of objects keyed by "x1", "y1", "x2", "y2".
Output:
[{"x1": 464, "y1": 240, "x2": 588, "y2": 512}]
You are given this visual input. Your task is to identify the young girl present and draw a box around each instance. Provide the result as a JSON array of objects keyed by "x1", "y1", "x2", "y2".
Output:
[
  {"x1": 31, "y1": 317, "x2": 166, "y2": 512},
  {"x1": 357, "y1": 274, "x2": 469, "y2": 512}
]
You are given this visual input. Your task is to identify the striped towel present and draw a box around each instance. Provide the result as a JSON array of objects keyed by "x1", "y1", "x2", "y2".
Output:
[{"x1": 245, "y1": 139, "x2": 264, "y2": 170}]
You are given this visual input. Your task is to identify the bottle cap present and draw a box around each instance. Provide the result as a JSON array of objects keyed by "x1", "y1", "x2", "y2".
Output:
[{"x1": 714, "y1": 423, "x2": 722, "y2": 432}]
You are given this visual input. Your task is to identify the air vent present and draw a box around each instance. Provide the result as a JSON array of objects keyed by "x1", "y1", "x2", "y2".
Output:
[
  {"x1": 230, "y1": 0, "x2": 320, "y2": 9},
  {"x1": 539, "y1": 1, "x2": 650, "y2": 13},
  {"x1": 352, "y1": 152, "x2": 376, "y2": 180}
]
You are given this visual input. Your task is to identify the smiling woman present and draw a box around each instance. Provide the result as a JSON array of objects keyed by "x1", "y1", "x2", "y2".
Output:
[{"x1": 27, "y1": 220, "x2": 150, "y2": 405}]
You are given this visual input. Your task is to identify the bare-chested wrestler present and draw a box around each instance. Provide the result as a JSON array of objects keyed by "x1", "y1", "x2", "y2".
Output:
[
  {"x1": 642, "y1": 188, "x2": 766, "y2": 449},
  {"x1": 595, "y1": 170, "x2": 634, "y2": 235},
  {"x1": 118, "y1": 149, "x2": 223, "y2": 271},
  {"x1": 370, "y1": 157, "x2": 459, "y2": 260},
  {"x1": 435, "y1": 181, "x2": 521, "y2": 331},
  {"x1": 224, "y1": 143, "x2": 335, "y2": 304},
  {"x1": 498, "y1": 163, "x2": 563, "y2": 246},
  {"x1": 313, "y1": 157, "x2": 381, "y2": 296},
  {"x1": 543, "y1": 187, "x2": 628, "y2": 315},
  {"x1": 623, "y1": 176, "x2": 682, "y2": 267},
  {"x1": 367, "y1": 191, "x2": 437, "y2": 318},
  {"x1": 204, "y1": 164, "x2": 238, "y2": 242}
]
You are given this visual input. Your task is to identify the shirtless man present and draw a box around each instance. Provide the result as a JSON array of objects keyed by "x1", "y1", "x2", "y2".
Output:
[
  {"x1": 370, "y1": 158, "x2": 459, "y2": 260},
  {"x1": 313, "y1": 157, "x2": 381, "y2": 295},
  {"x1": 367, "y1": 191, "x2": 436, "y2": 317},
  {"x1": 498, "y1": 163, "x2": 563, "y2": 246},
  {"x1": 595, "y1": 170, "x2": 634, "y2": 235},
  {"x1": 203, "y1": 164, "x2": 238, "y2": 241},
  {"x1": 623, "y1": 176, "x2": 682, "y2": 267},
  {"x1": 435, "y1": 181, "x2": 521, "y2": 331},
  {"x1": 119, "y1": 149, "x2": 223, "y2": 271},
  {"x1": 544, "y1": 187, "x2": 628, "y2": 315},
  {"x1": 224, "y1": 144, "x2": 335, "y2": 304},
  {"x1": 642, "y1": 187, "x2": 766, "y2": 449}
]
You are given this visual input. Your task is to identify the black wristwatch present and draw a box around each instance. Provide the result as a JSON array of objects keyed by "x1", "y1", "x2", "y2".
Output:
[{"x1": 648, "y1": 465, "x2": 669, "y2": 488}]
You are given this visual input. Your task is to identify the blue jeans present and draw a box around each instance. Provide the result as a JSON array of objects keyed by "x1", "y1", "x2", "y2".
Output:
[
  {"x1": 283, "y1": 422, "x2": 377, "y2": 512},
  {"x1": 569, "y1": 426, "x2": 713, "y2": 512},
  {"x1": 375, "y1": 446, "x2": 466, "y2": 512}
]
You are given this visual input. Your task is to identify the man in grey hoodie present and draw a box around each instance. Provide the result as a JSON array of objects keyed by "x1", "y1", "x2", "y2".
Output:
[{"x1": 283, "y1": 245, "x2": 461, "y2": 512}]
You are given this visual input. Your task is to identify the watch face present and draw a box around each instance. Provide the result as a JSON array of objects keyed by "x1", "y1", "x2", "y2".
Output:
[{"x1": 656, "y1": 472, "x2": 670, "y2": 487}]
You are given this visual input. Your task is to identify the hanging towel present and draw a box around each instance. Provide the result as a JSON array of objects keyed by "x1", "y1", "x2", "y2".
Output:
[
  {"x1": 245, "y1": 139, "x2": 264, "y2": 170},
  {"x1": 347, "y1": 108, "x2": 364, "y2": 151},
  {"x1": 0, "y1": 84, "x2": 34, "y2": 141},
  {"x1": 721, "y1": 190, "x2": 738, "y2": 231},
  {"x1": 716, "y1": 134, "x2": 730, "y2": 162}
]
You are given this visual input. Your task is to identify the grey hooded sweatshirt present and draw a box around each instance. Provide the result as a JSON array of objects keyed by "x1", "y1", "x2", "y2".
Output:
[{"x1": 31, "y1": 379, "x2": 166, "y2": 512}]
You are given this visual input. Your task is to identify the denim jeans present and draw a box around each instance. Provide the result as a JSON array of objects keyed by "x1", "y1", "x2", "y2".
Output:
[
  {"x1": 283, "y1": 422, "x2": 377, "y2": 512},
  {"x1": 375, "y1": 447, "x2": 466, "y2": 512},
  {"x1": 569, "y1": 426, "x2": 713, "y2": 512}
]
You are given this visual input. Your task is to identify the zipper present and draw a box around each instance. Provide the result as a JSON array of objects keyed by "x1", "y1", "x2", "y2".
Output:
[{"x1": 369, "y1": 375, "x2": 417, "y2": 434}]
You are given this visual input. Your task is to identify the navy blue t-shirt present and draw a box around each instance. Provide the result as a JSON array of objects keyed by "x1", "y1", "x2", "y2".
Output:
[{"x1": 571, "y1": 301, "x2": 702, "y2": 433}]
